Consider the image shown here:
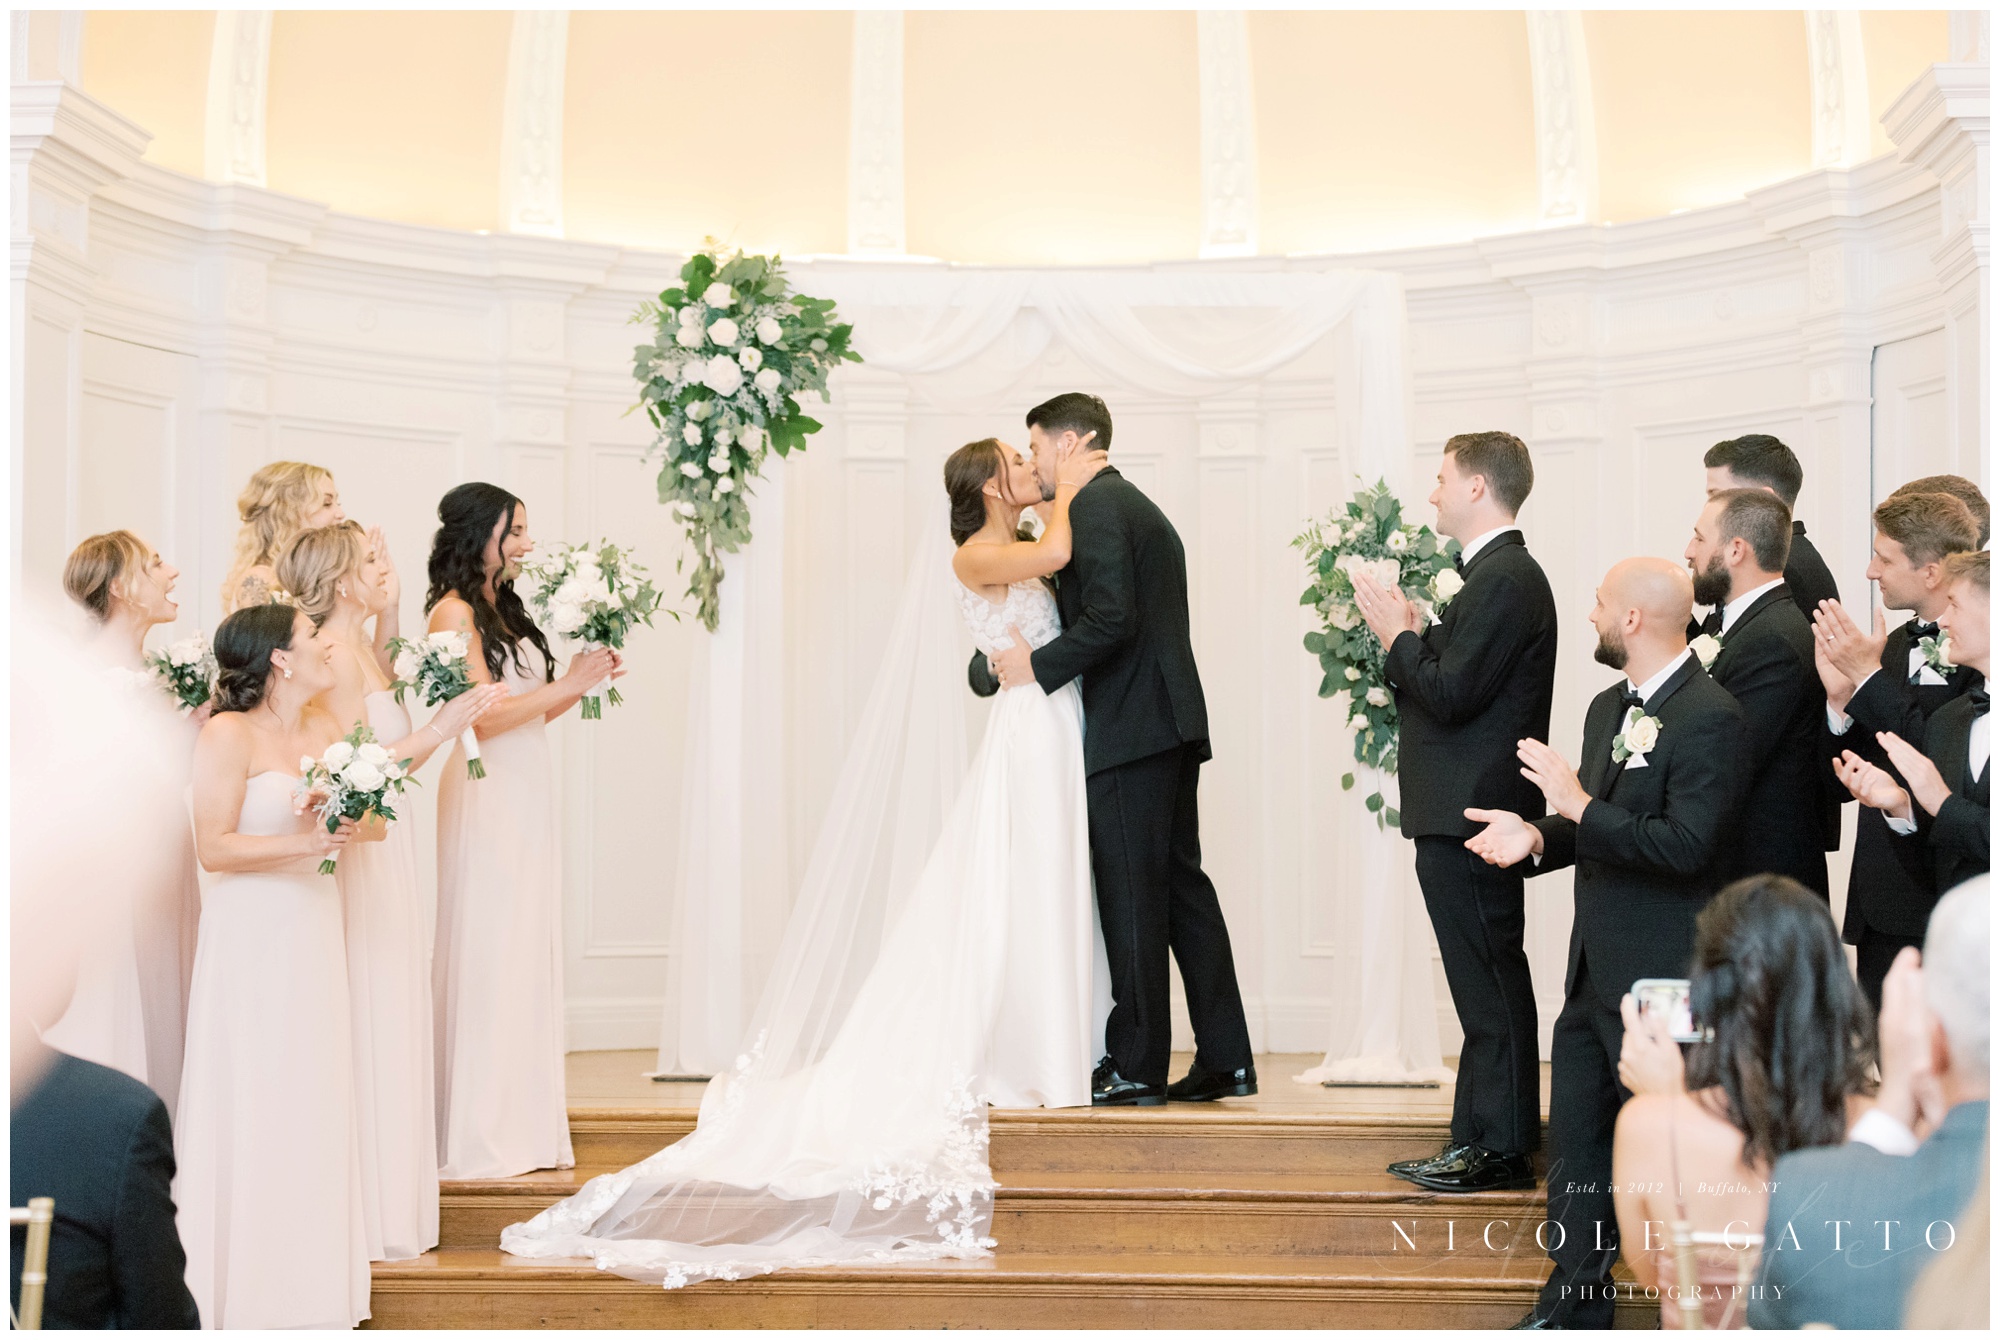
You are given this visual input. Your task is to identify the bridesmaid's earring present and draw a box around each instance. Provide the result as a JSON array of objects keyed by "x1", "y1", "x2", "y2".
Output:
[
  {"x1": 283, "y1": 667, "x2": 293, "y2": 679},
  {"x1": 338, "y1": 582, "x2": 348, "y2": 598}
]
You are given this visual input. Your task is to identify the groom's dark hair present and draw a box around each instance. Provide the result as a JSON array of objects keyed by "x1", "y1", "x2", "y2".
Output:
[{"x1": 1027, "y1": 392, "x2": 1113, "y2": 454}]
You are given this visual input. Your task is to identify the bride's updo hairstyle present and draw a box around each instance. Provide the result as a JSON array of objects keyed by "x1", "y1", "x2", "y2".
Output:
[
  {"x1": 277, "y1": 521, "x2": 367, "y2": 625},
  {"x1": 63, "y1": 530, "x2": 151, "y2": 622},
  {"x1": 425, "y1": 481, "x2": 553, "y2": 683},
  {"x1": 212, "y1": 603, "x2": 301, "y2": 714},
  {"x1": 944, "y1": 438, "x2": 1007, "y2": 546}
]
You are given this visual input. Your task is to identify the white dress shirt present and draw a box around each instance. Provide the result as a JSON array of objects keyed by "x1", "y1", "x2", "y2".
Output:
[
  {"x1": 1456, "y1": 525, "x2": 1520, "y2": 569},
  {"x1": 1885, "y1": 708, "x2": 1989, "y2": 835},
  {"x1": 1848, "y1": 1106, "x2": 1921, "y2": 1156},
  {"x1": 1718, "y1": 576, "x2": 1785, "y2": 635},
  {"x1": 1529, "y1": 648, "x2": 1693, "y2": 866},
  {"x1": 1827, "y1": 614, "x2": 1951, "y2": 735}
]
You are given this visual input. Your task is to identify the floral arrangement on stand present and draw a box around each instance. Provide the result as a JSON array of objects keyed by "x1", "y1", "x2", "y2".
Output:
[
  {"x1": 1293, "y1": 479, "x2": 1461, "y2": 828},
  {"x1": 632, "y1": 246, "x2": 861, "y2": 631},
  {"x1": 144, "y1": 634, "x2": 217, "y2": 714},
  {"x1": 518, "y1": 540, "x2": 665, "y2": 718},
  {"x1": 388, "y1": 631, "x2": 486, "y2": 778},
  {"x1": 295, "y1": 725, "x2": 413, "y2": 874}
]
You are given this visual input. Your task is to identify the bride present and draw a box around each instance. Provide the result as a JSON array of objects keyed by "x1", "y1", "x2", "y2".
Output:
[{"x1": 501, "y1": 435, "x2": 1112, "y2": 1286}]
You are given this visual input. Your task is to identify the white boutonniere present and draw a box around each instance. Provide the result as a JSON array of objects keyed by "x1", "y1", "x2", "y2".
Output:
[
  {"x1": 1689, "y1": 633, "x2": 1721, "y2": 670},
  {"x1": 1430, "y1": 567, "x2": 1465, "y2": 609},
  {"x1": 1918, "y1": 631, "x2": 1953, "y2": 674},
  {"x1": 1612, "y1": 710, "x2": 1661, "y2": 764}
]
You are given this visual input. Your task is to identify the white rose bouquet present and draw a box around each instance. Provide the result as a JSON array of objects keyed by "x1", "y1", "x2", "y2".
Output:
[
  {"x1": 518, "y1": 540, "x2": 665, "y2": 719},
  {"x1": 1292, "y1": 479, "x2": 1461, "y2": 828},
  {"x1": 387, "y1": 631, "x2": 487, "y2": 778},
  {"x1": 294, "y1": 724, "x2": 412, "y2": 875},
  {"x1": 143, "y1": 634, "x2": 217, "y2": 714},
  {"x1": 632, "y1": 246, "x2": 861, "y2": 631}
]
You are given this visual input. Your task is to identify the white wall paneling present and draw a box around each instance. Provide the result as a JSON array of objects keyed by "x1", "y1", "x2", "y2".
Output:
[{"x1": 13, "y1": 70, "x2": 1980, "y2": 1055}]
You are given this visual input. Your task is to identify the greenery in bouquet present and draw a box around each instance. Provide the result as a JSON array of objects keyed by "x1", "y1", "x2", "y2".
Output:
[
  {"x1": 1293, "y1": 479, "x2": 1462, "y2": 828},
  {"x1": 294, "y1": 724, "x2": 414, "y2": 875},
  {"x1": 144, "y1": 634, "x2": 217, "y2": 714},
  {"x1": 518, "y1": 540, "x2": 665, "y2": 718},
  {"x1": 387, "y1": 631, "x2": 486, "y2": 778},
  {"x1": 632, "y1": 246, "x2": 862, "y2": 631}
]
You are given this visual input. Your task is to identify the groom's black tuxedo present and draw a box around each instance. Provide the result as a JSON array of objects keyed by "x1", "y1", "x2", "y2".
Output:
[
  {"x1": 1383, "y1": 529, "x2": 1556, "y2": 1159},
  {"x1": 1526, "y1": 655, "x2": 1745, "y2": 1328},
  {"x1": 1026, "y1": 467, "x2": 1252, "y2": 1088}
]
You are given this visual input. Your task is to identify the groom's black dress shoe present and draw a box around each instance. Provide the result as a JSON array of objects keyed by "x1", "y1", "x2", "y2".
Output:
[
  {"x1": 1090, "y1": 1059, "x2": 1166, "y2": 1107},
  {"x1": 1165, "y1": 1062, "x2": 1257, "y2": 1102},
  {"x1": 1507, "y1": 1310, "x2": 1555, "y2": 1329},
  {"x1": 1386, "y1": 1141, "x2": 1471, "y2": 1182},
  {"x1": 1407, "y1": 1146, "x2": 1536, "y2": 1193}
]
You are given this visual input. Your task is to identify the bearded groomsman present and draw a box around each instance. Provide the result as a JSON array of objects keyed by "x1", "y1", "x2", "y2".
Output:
[
  {"x1": 1812, "y1": 490, "x2": 1983, "y2": 1009},
  {"x1": 1698, "y1": 434, "x2": 1840, "y2": 620},
  {"x1": 1463, "y1": 558, "x2": 1745, "y2": 1331},
  {"x1": 1682, "y1": 489, "x2": 1833, "y2": 893},
  {"x1": 1350, "y1": 431, "x2": 1556, "y2": 1194}
]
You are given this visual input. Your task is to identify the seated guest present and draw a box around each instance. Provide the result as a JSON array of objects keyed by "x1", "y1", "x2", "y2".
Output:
[
  {"x1": 1699, "y1": 433, "x2": 1839, "y2": 617},
  {"x1": 11, "y1": 1047, "x2": 200, "y2": 1328},
  {"x1": 1835, "y1": 551, "x2": 1989, "y2": 892},
  {"x1": 1750, "y1": 880, "x2": 1989, "y2": 1328},
  {"x1": 1463, "y1": 557, "x2": 1745, "y2": 1329},
  {"x1": 1894, "y1": 472, "x2": 1990, "y2": 547},
  {"x1": 1814, "y1": 491, "x2": 1983, "y2": 1009},
  {"x1": 1683, "y1": 488, "x2": 1832, "y2": 893},
  {"x1": 1905, "y1": 1164, "x2": 1989, "y2": 1328},
  {"x1": 1610, "y1": 874, "x2": 1874, "y2": 1330}
]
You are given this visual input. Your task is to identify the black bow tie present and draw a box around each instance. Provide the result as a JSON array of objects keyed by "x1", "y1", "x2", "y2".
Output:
[
  {"x1": 1912, "y1": 620, "x2": 1941, "y2": 640},
  {"x1": 1452, "y1": 551, "x2": 1465, "y2": 574},
  {"x1": 1700, "y1": 610, "x2": 1723, "y2": 637},
  {"x1": 1972, "y1": 685, "x2": 1990, "y2": 717},
  {"x1": 1620, "y1": 686, "x2": 1646, "y2": 711}
]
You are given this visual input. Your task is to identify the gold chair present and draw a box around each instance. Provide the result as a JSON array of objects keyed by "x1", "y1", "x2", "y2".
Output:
[
  {"x1": 9, "y1": 1197, "x2": 54, "y2": 1330},
  {"x1": 1669, "y1": 1218, "x2": 1764, "y2": 1330}
]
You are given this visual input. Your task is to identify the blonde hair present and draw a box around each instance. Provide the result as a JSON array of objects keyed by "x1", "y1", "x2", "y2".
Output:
[
  {"x1": 222, "y1": 461, "x2": 334, "y2": 611},
  {"x1": 63, "y1": 530, "x2": 152, "y2": 623},
  {"x1": 1942, "y1": 549, "x2": 1990, "y2": 594},
  {"x1": 275, "y1": 521, "x2": 366, "y2": 624}
]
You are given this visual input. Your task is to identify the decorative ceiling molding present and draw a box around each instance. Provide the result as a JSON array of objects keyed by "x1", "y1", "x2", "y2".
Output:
[
  {"x1": 1525, "y1": 11, "x2": 1598, "y2": 227},
  {"x1": 1197, "y1": 10, "x2": 1258, "y2": 259},
  {"x1": 1807, "y1": 11, "x2": 1871, "y2": 169},
  {"x1": 848, "y1": 10, "x2": 904, "y2": 255},
  {"x1": 203, "y1": 11, "x2": 270, "y2": 187},
  {"x1": 501, "y1": 11, "x2": 568, "y2": 238}
]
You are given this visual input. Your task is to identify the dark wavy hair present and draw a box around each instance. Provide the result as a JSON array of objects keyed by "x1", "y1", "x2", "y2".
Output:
[
  {"x1": 212, "y1": 603, "x2": 300, "y2": 714},
  {"x1": 944, "y1": 438, "x2": 1008, "y2": 546},
  {"x1": 424, "y1": 482, "x2": 553, "y2": 683},
  {"x1": 1683, "y1": 875, "x2": 1875, "y2": 1168}
]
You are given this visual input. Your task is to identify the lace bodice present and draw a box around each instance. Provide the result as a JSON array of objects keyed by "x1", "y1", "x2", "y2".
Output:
[{"x1": 955, "y1": 580, "x2": 1062, "y2": 658}]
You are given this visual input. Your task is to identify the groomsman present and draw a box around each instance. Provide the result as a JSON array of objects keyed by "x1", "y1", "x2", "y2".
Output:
[
  {"x1": 1894, "y1": 472, "x2": 1990, "y2": 546},
  {"x1": 1836, "y1": 550, "x2": 1991, "y2": 896},
  {"x1": 1463, "y1": 557, "x2": 1745, "y2": 1331},
  {"x1": 1350, "y1": 431, "x2": 1556, "y2": 1193},
  {"x1": 1699, "y1": 434, "x2": 1840, "y2": 618},
  {"x1": 1813, "y1": 491, "x2": 1983, "y2": 1008},
  {"x1": 1683, "y1": 489, "x2": 1833, "y2": 893}
]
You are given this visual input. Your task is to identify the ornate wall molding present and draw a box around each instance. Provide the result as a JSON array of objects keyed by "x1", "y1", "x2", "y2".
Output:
[
  {"x1": 1197, "y1": 11, "x2": 1258, "y2": 259},
  {"x1": 847, "y1": 11, "x2": 904, "y2": 255},
  {"x1": 1950, "y1": 10, "x2": 1990, "y2": 64},
  {"x1": 1524, "y1": 11, "x2": 1598, "y2": 226},
  {"x1": 204, "y1": 11, "x2": 270, "y2": 187},
  {"x1": 1807, "y1": 11, "x2": 1872, "y2": 169},
  {"x1": 501, "y1": 10, "x2": 568, "y2": 238}
]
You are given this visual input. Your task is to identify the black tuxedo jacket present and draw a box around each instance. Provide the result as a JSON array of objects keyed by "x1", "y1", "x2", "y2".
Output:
[
  {"x1": 1531, "y1": 658, "x2": 1746, "y2": 1011},
  {"x1": 1385, "y1": 531, "x2": 1558, "y2": 839},
  {"x1": 10, "y1": 1053, "x2": 200, "y2": 1329},
  {"x1": 1913, "y1": 692, "x2": 1990, "y2": 894},
  {"x1": 1784, "y1": 522, "x2": 1840, "y2": 616},
  {"x1": 1704, "y1": 584, "x2": 1835, "y2": 890},
  {"x1": 1838, "y1": 623, "x2": 1984, "y2": 938},
  {"x1": 1030, "y1": 468, "x2": 1209, "y2": 775}
]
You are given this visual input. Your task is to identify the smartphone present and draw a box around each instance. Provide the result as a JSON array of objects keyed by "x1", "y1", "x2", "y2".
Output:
[{"x1": 1631, "y1": 978, "x2": 1705, "y2": 1044}]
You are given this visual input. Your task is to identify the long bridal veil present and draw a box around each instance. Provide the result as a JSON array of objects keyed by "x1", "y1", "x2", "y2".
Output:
[{"x1": 502, "y1": 521, "x2": 1004, "y2": 1285}]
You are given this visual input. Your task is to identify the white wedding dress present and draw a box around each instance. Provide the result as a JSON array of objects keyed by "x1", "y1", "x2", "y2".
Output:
[{"x1": 501, "y1": 569, "x2": 1110, "y2": 1287}]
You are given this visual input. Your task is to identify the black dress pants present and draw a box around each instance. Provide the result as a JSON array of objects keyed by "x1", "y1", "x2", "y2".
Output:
[
  {"x1": 1087, "y1": 743, "x2": 1253, "y2": 1087},
  {"x1": 1855, "y1": 925, "x2": 1925, "y2": 1016},
  {"x1": 1414, "y1": 837, "x2": 1541, "y2": 1156},
  {"x1": 1534, "y1": 955, "x2": 1626, "y2": 1330}
]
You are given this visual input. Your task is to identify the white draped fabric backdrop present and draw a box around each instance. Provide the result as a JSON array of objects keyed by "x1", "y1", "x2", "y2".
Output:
[{"x1": 653, "y1": 269, "x2": 1450, "y2": 1085}]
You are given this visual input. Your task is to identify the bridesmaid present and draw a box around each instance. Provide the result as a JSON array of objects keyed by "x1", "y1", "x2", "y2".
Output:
[
  {"x1": 277, "y1": 522, "x2": 504, "y2": 1261},
  {"x1": 221, "y1": 460, "x2": 359, "y2": 617},
  {"x1": 179, "y1": 603, "x2": 374, "y2": 1328},
  {"x1": 427, "y1": 483, "x2": 621, "y2": 1179},
  {"x1": 45, "y1": 530, "x2": 202, "y2": 1114}
]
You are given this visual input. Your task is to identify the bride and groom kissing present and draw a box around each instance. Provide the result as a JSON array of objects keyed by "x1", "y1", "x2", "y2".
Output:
[{"x1": 501, "y1": 392, "x2": 1256, "y2": 1286}]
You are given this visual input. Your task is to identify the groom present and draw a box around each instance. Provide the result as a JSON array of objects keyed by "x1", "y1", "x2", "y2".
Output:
[{"x1": 985, "y1": 392, "x2": 1256, "y2": 1106}]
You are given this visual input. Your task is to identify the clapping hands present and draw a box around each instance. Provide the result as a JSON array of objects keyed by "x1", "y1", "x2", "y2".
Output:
[
  {"x1": 1811, "y1": 601, "x2": 1885, "y2": 710},
  {"x1": 1463, "y1": 807, "x2": 1540, "y2": 867},
  {"x1": 1352, "y1": 571, "x2": 1423, "y2": 647}
]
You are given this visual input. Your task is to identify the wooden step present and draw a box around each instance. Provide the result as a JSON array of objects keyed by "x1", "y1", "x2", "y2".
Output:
[
  {"x1": 366, "y1": 1248, "x2": 1657, "y2": 1330},
  {"x1": 440, "y1": 1169, "x2": 1557, "y2": 1261}
]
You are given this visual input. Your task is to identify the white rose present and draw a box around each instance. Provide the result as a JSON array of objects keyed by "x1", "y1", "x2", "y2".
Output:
[
  {"x1": 554, "y1": 578, "x2": 589, "y2": 606},
  {"x1": 756, "y1": 316, "x2": 783, "y2": 345},
  {"x1": 1432, "y1": 568, "x2": 1465, "y2": 603},
  {"x1": 717, "y1": 477, "x2": 735, "y2": 494},
  {"x1": 1387, "y1": 530, "x2": 1409, "y2": 553},
  {"x1": 675, "y1": 324, "x2": 704, "y2": 349},
  {"x1": 708, "y1": 454, "x2": 730, "y2": 472},
  {"x1": 677, "y1": 304, "x2": 704, "y2": 328},
  {"x1": 754, "y1": 368, "x2": 782, "y2": 394},
  {"x1": 168, "y1": 638, "x2": 202, "y2": 667},
  {"x1": 675, "y1": 501, "x2": 698, "y2": 519},
  {"x1": 393, "y1": 649, "x2": 420, "y2": 679},
  {"x1": 682, "y1": 424, "x2": 703, "y2": 447},
  {"x1": 425, "y1": 630, "x2": 457, "y2": 648},
  {"x1": 1343, "y1": 666, "x2": 1362, "y2": 682},
  {"x1": 712, "y1": 426, "x2": 734, "y2": 447},
  {"x1": 1348, "y1": 712, "x2": 1369, "y2": 731},
  {"x1": 1623, "y1": 715, "x2": 1660, "y2": 755},
  {"x1": 680, "y1": 461, "x2": 702, "y2": 479},
  {"x1": 1366, "y1": 686, "x2": 1391, "y2": 707},
  {"x1": 738, "y1": 346, "x2": 763, "y2": 372},
  {"x1": 1326, "y1": 601, "x2": 1358, "y2": 631},
  {"x1": 707, "y1": 318, "x2": 740, "y2": 348},
  {"x1": 1689, "y1": 634, "x2": 1721, "y2": 669},
  {"x1": 356, "y1": 742, "x2": 390, "y2": 767},
  {"x1": 551, "y1": 602, "x2": 586, "y2": 635},
  {"x1": 300, "y1": 754, "x2": 317, "y2": 773},
  {"x1": 341, "y1": 760, "x2": 385, "y2": 792},
  {"x1": 1368, "y1": 558, "x2": 1403, "y2": 590},
  {"x1": 740, "y1": 425, "x2": 766, "y2": 451},
  {"x1": 703, "y1": 282, "x2": 735, "y2": 309},
  {"x1": 688, "y1": 399, "x2": 713, "y2": 421},
  {"x1": 703, "y1": 355, "x2": 744, "y2": 396},
  {"x1": 322, "y1": 741, "x2": 355, "y2": 770}
]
